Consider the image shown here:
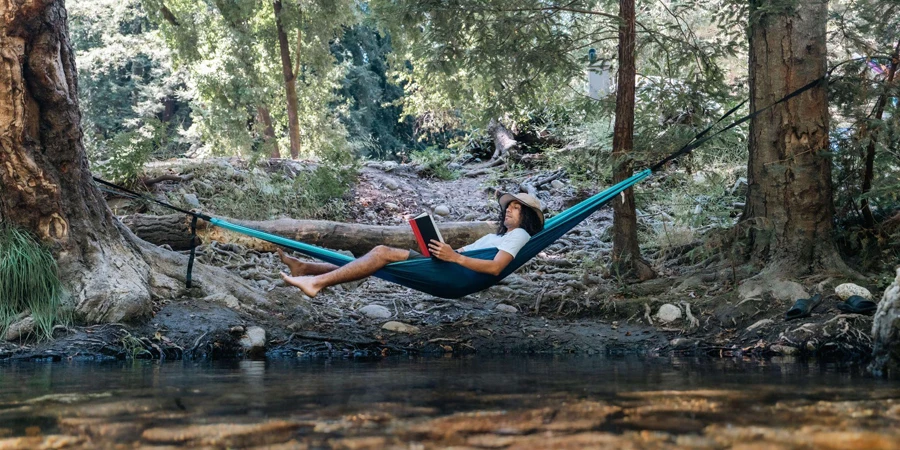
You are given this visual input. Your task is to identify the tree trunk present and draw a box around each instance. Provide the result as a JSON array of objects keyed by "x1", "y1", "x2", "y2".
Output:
[
  {"x1": 741, "y1": 0, "x2": 848, "y2": 277},
  {"x1": 0, "y1": 0, "x2": 266, "y2": 323},
  {"x1": 256, "y1": 105, "x2": 281, "y2": 158},
  {"x1": 122, "y1": 214, "x2": 496, "y2": 256},
  {"x1": 610, "y1": 0, "x2": 654, "y2": 281},
  {"x1": 488, "y1": 119, "x2": 517, "y2": 162},
  {"x1": 273, "y1": 0, "x2": 301, "y2": 159},
  {"x1": 860, "y1": 39, "x2": 900, "y2": 228}
]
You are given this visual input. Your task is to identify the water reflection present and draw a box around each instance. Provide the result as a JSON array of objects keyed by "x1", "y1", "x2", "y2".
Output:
[{"x1": 0, "y1": 356, "x2": 897, "y2": 449}]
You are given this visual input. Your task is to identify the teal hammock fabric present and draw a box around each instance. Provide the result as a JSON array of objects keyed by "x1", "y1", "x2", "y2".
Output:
[{"x1": 210, "y1": 168, "x2": 653, "y2": 299}]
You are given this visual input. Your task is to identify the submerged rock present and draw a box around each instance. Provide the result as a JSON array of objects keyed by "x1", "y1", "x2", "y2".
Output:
[
  {"x1": 835, "y1": 283, "x2": 872, "y2": 301},
  {"x1": 656, "y1": 304, "x2": 682, "y2": 323}
]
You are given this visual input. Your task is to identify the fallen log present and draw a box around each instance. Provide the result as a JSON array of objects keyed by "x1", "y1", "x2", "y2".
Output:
[{"x1": 122, "y1": 214, "x2": 496, "y2": 256}]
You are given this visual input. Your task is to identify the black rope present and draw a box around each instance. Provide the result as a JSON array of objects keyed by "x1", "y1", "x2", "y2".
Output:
[
  {"x1": 186, "y1": 215, "x2": 199, "y2": 288},
  {"x1": 92, "y1": 177, "x2": 212, "y2": 221},
  {"x1": 649, "y1": 75, "x2": 827, "y2": 172}
]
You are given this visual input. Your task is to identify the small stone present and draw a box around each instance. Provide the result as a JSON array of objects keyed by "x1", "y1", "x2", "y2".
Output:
[
  {"x1": 414, "y1": 303, "x2": 428, "y2": 311},
  {"x1": 655, "y1": 303, "x2": 682, "y2": 323},
  {"x1": 239, "y1": 326, "x2": 266, "y2": 356},
  {"x1": 382, "y1": 321, "x2": 419, "y2": 334},
  {"x1": 183, "y1": 193, "x2": 200, "y2": 208},
  {"x1": 384, "y1": 179, "x2": 400, "y2": 190},
  {"x1": 204, "y1": 293, "x2": 241, "y2": 309},
  {"x1": 550, "y1": 179, "x2": 565, "y2": 189},
  {"x1": 746, "y1": 319, "x2": 773, "y2": 332},
  {"x1": 770, "y1": 344, "x2": 798, "y2": 355},
  {"x1": 359, "y1": 305, "x2": 392, "y2": 319},
  {"x1": 670, "y1": 338, "x2": 698, "y2": 349},
  {"x1": 495, "y1": 304, "x2": 518, "y2": 313},
  {"x1": 463, "y1": 213, "x2": 478, "y2": 221},
  {"x1": 434, "y1": 205, "x2": 451, "y2": 216},
  {"x1": 835, "y1": 283, "x2": 872, "y2": 300},
  {"x1": 384, "y1": 202, "x2": 400, "y2": 211}
]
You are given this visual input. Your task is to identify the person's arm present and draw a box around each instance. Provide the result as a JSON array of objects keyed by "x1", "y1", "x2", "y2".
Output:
[{"x1": 427, "y1": 240, "x2": 513, "y2": 276}]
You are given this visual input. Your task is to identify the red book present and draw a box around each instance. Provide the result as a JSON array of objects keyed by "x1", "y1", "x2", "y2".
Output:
[{"x1": 408, "y1": 213, "x2": 444, "y2": 257}]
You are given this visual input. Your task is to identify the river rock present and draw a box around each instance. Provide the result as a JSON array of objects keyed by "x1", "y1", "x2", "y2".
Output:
[
  {"x1": 183, "y1": 193, "x2": 200, "y2": 208},
  {"x1": 384, "y1": 178, "x2": 400, "y2": 190},
  {"x1": 835, "y1": 283, "x2": 872, "y2": 300},
  {"x1": 382, "y1": 321, "x2": 419, "y2": 334},
  {"x1": 384, "y1": 202, "x2": 400, "y2": 211},
  {"x1": 770, "y1": 344, "x2": 798, "y2": 356},
  {"x1": 434, "y1": 205, "x2": 451, "y2": 216},
  {"x1": 495, "y1": 304, "x2": 518, "y2": 313},
  {"x1": 3, "y1": 316, "x2": 34, "y2": 341},
  {"x1": 551, "y1": 179, "x2": 565, "y2": 189},
  {"x1": 359, "y1": 304, "x2": 391, "y2": 319},
  {"x1": 656, "y1": 304, "x2": 682, "y2": 323},
  {"x1": 239, "y1": 326, "x2": 266, "y2": 355}
]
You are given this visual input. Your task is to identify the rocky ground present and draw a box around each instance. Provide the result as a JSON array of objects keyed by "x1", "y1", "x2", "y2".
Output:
[{"x1": 0, "y1": 158, "x2": 892, "y2": 366}]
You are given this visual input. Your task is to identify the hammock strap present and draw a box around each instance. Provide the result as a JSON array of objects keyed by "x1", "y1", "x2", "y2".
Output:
[
  {"x1": 186, "y1": 215, "x2": 199, "y2": 288},
  {"x1": 650, "y1": 75, "x2": 828, "y2": 172}
]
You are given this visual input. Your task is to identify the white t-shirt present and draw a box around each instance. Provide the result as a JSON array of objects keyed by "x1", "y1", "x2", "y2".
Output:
[{"x1": 460, "y1": 228, "x2": 531, "y2": 258}]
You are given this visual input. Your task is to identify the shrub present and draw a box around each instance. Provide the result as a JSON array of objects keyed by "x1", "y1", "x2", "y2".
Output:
[{"x1": 0, "y1": 226, "x2": 69, "y2": 341}]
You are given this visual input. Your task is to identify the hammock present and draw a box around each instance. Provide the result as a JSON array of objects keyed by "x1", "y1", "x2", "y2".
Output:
[
  {"x1": 93, "y1": 71, "x2": 826, "y2": 298},
  {"x1": 210, "y1": 169, "x2": 652, "y2": 299}
]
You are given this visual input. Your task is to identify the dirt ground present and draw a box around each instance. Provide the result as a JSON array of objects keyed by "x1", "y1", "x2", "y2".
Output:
[{"x1": 0, "y1": 159, "x2": 886, "y2": 364}]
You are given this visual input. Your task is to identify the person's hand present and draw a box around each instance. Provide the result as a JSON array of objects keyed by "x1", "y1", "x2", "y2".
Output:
[{"x1": 428, "y1": 240, "x2": 458, "y2": 262}]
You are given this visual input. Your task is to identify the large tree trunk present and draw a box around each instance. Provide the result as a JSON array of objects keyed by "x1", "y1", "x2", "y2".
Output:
[
  {"x1": 273, "y1": 0, "x2": 301, "y2": 159},
  {"x1": 741, "y1": 0, "x2": 848, "y2": 277},
  {"x1": 609, "y1": 0, "x2": 654, "y2": 281},
  {"x1": 487, "y1": 119, "x2": 517, "y2": 162},
  {"x1": 0, "y1": 0, "x2": 265, "y2": 323},
  {"x1": 122, "y1": 214, "x2": 495, "y2": 256}
]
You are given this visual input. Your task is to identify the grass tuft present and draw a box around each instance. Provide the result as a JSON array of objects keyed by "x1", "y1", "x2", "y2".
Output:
[{"x1": 0, "y1": 225, "x2": 69, "y2": 341}]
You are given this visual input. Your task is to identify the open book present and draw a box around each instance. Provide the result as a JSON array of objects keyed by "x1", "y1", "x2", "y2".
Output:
[{"x1": 408, "y1": 213, "x2": 444, "y2": 257}]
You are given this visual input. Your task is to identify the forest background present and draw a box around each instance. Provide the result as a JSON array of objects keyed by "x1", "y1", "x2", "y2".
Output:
[{"x1": 1, "y1": 0, "x2": 899, "y2": 370}]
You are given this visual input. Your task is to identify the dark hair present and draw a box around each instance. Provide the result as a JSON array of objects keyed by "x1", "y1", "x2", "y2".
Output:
[{"x1": 496, "y1": 202, "x2": 543, "y2": 236}]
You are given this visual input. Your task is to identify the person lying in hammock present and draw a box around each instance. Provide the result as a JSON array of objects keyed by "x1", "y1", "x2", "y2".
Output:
[{"x1": 279, "y1": 193, "x2": 545, "y2": 297}]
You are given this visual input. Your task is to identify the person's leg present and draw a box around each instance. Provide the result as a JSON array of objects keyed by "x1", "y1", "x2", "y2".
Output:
[
  {"x1": 281, "y1": 245, "x2": 409, "y2": 297},
  {"x1": 277, "y1": 248, "x2": 338, "y2": 276}
]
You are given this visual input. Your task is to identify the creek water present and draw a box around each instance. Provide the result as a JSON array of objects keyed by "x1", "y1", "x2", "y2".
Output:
[{"x1": 0, "y1": 356, "x2": 898, "y2": 449}]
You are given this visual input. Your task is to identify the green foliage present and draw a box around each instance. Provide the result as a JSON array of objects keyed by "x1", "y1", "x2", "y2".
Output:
[
  {"x1": 0, "y1": 226, "x2": 69, "y2": 341},
  {"x1": 410, "y1": 146, "x2": 458, "y2": 180},
  {"x1": 92, "y1": 118, "x2": 168, "y2": 184}
]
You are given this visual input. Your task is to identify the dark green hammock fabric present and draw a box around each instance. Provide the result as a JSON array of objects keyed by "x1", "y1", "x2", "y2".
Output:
[{"x1": 210, "y1": 168, "x2": 652, "y2": 298}]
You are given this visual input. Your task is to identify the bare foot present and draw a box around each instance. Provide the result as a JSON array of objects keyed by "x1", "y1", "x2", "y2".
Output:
[
  {"x1": 281, "y1": 273, "x2": 321, "y2": 297},
  {"x1": 277, "y1": 248, "x2": 307, "y2": 276}
]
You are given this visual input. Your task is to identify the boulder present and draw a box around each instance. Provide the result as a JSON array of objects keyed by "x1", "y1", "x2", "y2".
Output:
[
  {"x1": 434, "y1": 205, "x2": 451, "y2": 216},
  {"x1": 655, "y1": 304, "x2": 682, "y2": 323},
  {"x1": 550, "y1": 179, "x2": 565, "y2": 189},
  {"x1": 870, "y1": 268, "x2": 900, "y2": 376},
  {"x1": 835, "y1": 283, "x2": 872, "y2": 301},
  {"x1": 359, "y1": 304, "x2": 392, "y2": 319},
  {"x1": 384, "y1": 179, "x2": 400, "y2": 190}
]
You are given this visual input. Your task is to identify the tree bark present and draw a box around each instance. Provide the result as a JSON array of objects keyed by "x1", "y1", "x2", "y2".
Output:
[
  {"x1": 273, "y1": 0, "x2": 301, "y2": 159},
  {"x1": 610, "y1": 0, "x2": 654, "y2": 281},
  {"x1": 741, "y1": 0, "x2": 849, "y2": 277},
  {"x1": 870, "y1": 267, "x2": 900, "y2": 377},
  {"x1": 122, "y1": 214, "x2": 496, "y2": 256},
  {"x1": 0, "y1": 0, "x2": 266, "y2": 323},
  {"x1": 256, "y1": 105, "x2": 280, "y2": 158},
  {"x1": 487, "y1": 119, "x2": 518, "y2": 162},
  {"x1": 860, "y1": 39, "x2": 900, "y2": 228}
]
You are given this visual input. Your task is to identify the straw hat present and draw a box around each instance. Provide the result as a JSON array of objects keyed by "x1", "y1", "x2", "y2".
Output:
[{"x1": 498, "y1": 192, "x2": 544, "y2": 227}]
